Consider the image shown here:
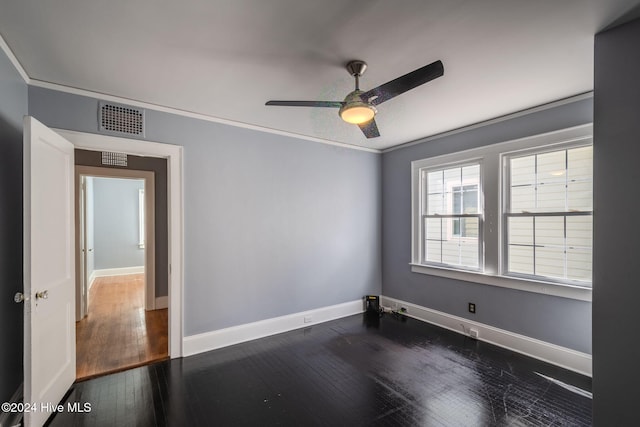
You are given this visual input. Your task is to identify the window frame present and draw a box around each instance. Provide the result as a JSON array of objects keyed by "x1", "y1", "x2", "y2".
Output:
[{"x1": 410, "y1": 124, "x2": 593, "y2": 302}]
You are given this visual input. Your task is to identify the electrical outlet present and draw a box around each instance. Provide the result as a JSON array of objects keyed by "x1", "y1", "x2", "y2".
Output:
[
  {"x1": 469, "y1": 328, "x2": 479, "y2": 339},
  {"x1": 468, "y1": 303, "x2": 476, "y2": 314},
  {"x1": 304, "y1": 316, "x2": 312, "y2": 324}
]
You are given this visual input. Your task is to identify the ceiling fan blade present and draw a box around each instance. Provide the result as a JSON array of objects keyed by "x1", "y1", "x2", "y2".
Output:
[
  {"x1": 265, "y1": 100, "x2": 343, "y2": 108},
  {"x1": 362, "y1": 60, "x2": 444, "y2": 106},
  {"x1": 358, "y1": 118, "x2": 380, "y2": 139}
]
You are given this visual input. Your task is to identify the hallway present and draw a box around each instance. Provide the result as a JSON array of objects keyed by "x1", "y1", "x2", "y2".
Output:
[{"x1": 76, "y1": 274, "x2": 168, "y2": 380}]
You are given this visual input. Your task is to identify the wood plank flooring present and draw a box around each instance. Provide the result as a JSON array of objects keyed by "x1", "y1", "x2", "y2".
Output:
[
  {"x1": 75, "y1": 274, "x2": 168, "y2": 380},
  {"x1": 51, "y1": 312, "x2": 591, "y2": 426}
]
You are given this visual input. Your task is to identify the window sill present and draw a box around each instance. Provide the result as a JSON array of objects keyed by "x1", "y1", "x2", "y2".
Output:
[{"x1": 409, "y1": 263, "x2": 592, "y2": 302}]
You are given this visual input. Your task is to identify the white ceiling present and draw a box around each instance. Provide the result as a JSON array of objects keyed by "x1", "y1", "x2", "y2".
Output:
[{"x1": 1, "y1": 0, "x2": 639, "y2": 150}]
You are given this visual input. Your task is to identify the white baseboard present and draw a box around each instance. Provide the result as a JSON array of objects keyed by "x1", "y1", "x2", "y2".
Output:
[
  {"x1": 184, "y1": 299, "x2": 364, "y2": 357},
  {"x1": 92, "y1": 266, "x2": 144, "y2": 278},
  {"x1": 155, "y1": 296, "x2": 168, "y2": 310},
  {"x1": 88, "y1": 270, "x2": 96, "y2": 291},
  {"x1": 380, "y1": 296, "x2": 592, "y2": 377}
]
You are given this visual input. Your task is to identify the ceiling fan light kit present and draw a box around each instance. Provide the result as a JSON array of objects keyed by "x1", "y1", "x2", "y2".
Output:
[
  {"x1": 339, "y1": 90, "x2": 377, "y2": 124},
  {"x1": 266, "y1": 59, "x2": 444, "y2": 139}
]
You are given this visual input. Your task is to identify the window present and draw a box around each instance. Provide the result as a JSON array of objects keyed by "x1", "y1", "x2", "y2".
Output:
[
  {"x1": 504, "y1": 145, "x2": 592, "y2": 283},
  {"x1": 411, "y1": 124, "x2": 593, "y2": 299},
  {"x1": 421, "y1": 163, "x2": 482, "y2": 269}
]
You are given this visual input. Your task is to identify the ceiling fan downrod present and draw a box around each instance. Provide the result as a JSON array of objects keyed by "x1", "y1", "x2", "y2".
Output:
[{"x1": 346, "y1": 60, "x2": 367, "y2": 91}]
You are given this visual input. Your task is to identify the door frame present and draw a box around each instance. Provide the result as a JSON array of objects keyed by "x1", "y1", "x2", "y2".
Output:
[
  {"x1": 75, "y1": 167, "x2": 156, "y2": 320},
  {"x1": 55, "y1": 128, "x2": 184, "y2": 358}
]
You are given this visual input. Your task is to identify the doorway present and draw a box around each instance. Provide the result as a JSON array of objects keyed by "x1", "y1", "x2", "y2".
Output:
[
  {"x1": 74, "y1": 167, "x2": 167, "y2": 379},
  {"x1": 55, "y1": 128, "x2": 183, "y2": 359}
]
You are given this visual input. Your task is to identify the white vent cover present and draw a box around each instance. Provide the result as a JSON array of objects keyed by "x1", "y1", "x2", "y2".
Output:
[
  {"x1": 99, "y1": 101, "x2": 145, "y2": 136},
  {"x1": 101, "y1": 151, "x2": 128, "y2": 167}
]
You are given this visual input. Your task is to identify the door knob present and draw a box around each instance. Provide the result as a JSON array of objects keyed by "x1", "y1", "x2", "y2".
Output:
[
  {"x1": 14, "y1": 292, "x2": 25, "y2": 303},
  {"x1": 35, "y1": 290, "x2": 49, "y2": 300}
]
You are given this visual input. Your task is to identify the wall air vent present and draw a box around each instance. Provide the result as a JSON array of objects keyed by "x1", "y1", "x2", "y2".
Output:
[
  {"x1": 99, "y1": 101, "x2": 145, "y2": 137},
  {"x1": 101, "y1": 151, "x2": 128, "y2": 167}
]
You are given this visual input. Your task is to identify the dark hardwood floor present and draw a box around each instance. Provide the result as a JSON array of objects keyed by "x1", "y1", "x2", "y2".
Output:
[
  {"x1": 50, "y1": 312, "x2": 591, "y2": 426},
  {"x1": 76, "y1": 274, "x2": 168, "y2": 380}
]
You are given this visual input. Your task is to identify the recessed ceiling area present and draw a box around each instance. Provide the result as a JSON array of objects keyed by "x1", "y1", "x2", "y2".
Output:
[{"x1": 1, "y1": 0, "x2": 639, "y2": 150}]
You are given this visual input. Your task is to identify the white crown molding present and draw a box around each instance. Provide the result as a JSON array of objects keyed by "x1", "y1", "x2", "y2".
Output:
[
  {"x1": 0, "y1": 26, "x2": 374, "y2": 154},
  {"x1": 183, "y1": 299, "x2": 364, "y2": 357},
  {"x1": 383, "y1": 92, "x2": 594, "y2": 153},
  {"x1": 0, "y1": 32, "x2": 30, "y2": 83},
  {"x1": 380, "y1": 296, "x2": 592, "y2": 376},
  {"x1": 29, "y1": 79, "x2": 381, "y2": 154},
  {"x1": 3, "y1": 28, "x2": 590, "y2": 155},
  {"x1": 2, "y1": 29, "x2": 590, "y2": 155}
]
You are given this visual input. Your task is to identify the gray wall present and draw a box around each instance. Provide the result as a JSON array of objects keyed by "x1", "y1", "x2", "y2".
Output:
[
  {"x1": 0, "y1": 48, "x2": 26, "y2": 403},
  {"x1": 593, "y1": 16, "x2": 640, "y2": 426},
  {"x1": 92, "y1": 177, "x2": 145, "y2": 270},
  {"x1": 381, "y1": 97, "x2": 593, "y2": 354},
  {"x1": 28, "y1": 87, "x2": 382, "y2": 336}
]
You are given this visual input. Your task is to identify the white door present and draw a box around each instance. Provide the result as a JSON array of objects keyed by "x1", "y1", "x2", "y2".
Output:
[{"x1": 23, "y1": 116, "x2": 76, "y2": 427}]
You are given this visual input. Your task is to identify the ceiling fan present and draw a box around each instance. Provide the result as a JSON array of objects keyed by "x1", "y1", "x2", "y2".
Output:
[{"x1": 266, "y1": 59, "x2": 444, "y2": 139}]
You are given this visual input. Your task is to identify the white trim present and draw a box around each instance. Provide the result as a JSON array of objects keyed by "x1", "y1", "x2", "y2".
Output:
[
  {"x1": 138, "y1": 188, "x2": 145, "y2": 248},
  {"x1": 409, "y1": 264, "x2": 592, "y2": 302},
  {"x1": 0, "y1": 33, "x2": 29, "y2": 83},
  {"x1": 30, "y1": 79, "x2": 379, "y2": 154},
  {"x1": 155, "y1": 296, "x2": 168, "y2": 310},
  {"x1": 384, "y1": 92, "x2": 594, "y2": 153},
  {"x1": 380, "y1": 296, "x2": 592, "y2": 376},
  {"x1": 55, "y1": 128, "x2": 184, "y2": 358},
  {"x1": 183, "y1": 300, "x2": 364, "y2": 357},
  {"x1": 92, "y1": 266, "x2": 145, "y2": 277},
  {"x1": 88, "y1": 270, "x2": 96, "y2": 291}
]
